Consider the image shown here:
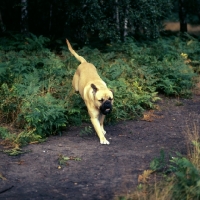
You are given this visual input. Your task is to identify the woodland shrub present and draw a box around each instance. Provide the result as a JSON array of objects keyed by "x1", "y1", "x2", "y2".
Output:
[{"x1": 0, "y1": 33, "x2": 198, "y2": 144}]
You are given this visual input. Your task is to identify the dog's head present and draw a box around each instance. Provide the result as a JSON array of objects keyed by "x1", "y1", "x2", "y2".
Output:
[{"x1": 91, "y1": 84, "x2": 113, "y2": 115}]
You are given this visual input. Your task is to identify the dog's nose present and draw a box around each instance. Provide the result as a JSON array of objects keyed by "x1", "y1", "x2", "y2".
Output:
[{"x1": 105, "y1": 100, "x2": 111, "y2": 106}]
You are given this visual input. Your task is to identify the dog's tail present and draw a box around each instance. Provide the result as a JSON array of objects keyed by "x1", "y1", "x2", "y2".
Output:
[{"x1": 66, "y1": 39, "x2": 87, "y2": 64}]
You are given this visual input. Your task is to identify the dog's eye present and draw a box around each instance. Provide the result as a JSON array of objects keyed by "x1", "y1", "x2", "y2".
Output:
[
  {"x1": 108, "y1": 97, "x2": 113, "y2": 101},
  {"x1": 99, "y1": 99, "x2": 104, "y2": 102}
]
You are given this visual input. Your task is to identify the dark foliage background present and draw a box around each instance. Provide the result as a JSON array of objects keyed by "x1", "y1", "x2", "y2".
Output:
[{"x1": 0, "y1": 0, "x2": 174, "y2": 45}]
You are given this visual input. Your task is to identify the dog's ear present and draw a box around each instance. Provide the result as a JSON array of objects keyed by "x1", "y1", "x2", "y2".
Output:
[
  {"x1": 91, "y1": 84, "x2": 98, "y2": 94},
  {"x1": 110, "y1": 89, "x2": 114, "y2": 94}
]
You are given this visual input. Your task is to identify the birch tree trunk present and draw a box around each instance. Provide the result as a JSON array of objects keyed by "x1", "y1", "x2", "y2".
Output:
[
  {"x1": 21, "y1": 0, "x2": 29, "y2": 33},
  {"x1": 179, "y1": 0, "x2": 187, "y2": 33},
  {"x1": 123, "y1": 7, "x2": 129, "y2": 39}
]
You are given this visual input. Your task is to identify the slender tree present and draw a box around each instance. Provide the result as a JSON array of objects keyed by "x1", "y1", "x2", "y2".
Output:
[
  {"x1": 123, "y1": 2, "x2": 129, "y2": 39},
  {"x1": 0, "y1": 10, "x2": 5, "y2": 32},
  {"x1": 179, "y1": 0, "x2": 187, "y2": 32},
  {"x1": 49, "y1": 2, "x2": 53, "y2": 32},
  {"x1": 115, "y1": 0, "x2": 120, "y2": 33},
  {"x1": 21, "y1": 0, "x2": 29, "y2": 33}
]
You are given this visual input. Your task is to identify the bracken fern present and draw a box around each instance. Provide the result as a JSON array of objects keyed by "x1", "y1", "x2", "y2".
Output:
[{"x1": 0, "y1": 34, "x2": 198, "y2": 146}]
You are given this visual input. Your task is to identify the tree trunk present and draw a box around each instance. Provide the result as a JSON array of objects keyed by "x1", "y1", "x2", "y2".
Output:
[
  {"x1": 197, "y1": 0, "x2": 200, "y2": 23},
  {"x1": 0, "y1": 10, "x2": 6, "y2": 32},
  {"x1": 21, "y1": 0, "x2": 29, "y2": 33},
  {"x1": 179, "y1": 0, "x2": 187, "y2": 33},
  {"x1": 123, "y1": 7, "x2": 129, "y2": 39},
  {"x1": 115, "y1": 0, "x2": 120, "y2": 32},
  {"x1": 49, "y1": 3, "x2": 53, "y2": 32}
]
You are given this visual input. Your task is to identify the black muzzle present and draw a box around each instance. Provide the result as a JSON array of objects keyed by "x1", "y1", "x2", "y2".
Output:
[{"x1": 100, "y1": 100, "x2": 112, "y2": 115}]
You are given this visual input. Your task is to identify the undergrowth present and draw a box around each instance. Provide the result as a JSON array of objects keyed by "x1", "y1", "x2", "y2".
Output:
[
  {"x1": 117, "y1": 118, "x2": 200, "y2": 200},
  {"x1": 0, "y1": 33, "x2": 198, "y2": 151}
]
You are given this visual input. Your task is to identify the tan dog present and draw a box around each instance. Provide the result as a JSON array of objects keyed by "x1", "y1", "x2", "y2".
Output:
[{"x1": 66, "y1": 39, "x2": 113, "y2": 144}]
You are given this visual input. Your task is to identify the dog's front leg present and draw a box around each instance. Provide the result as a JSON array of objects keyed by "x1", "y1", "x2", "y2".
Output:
[
  {"x1": 90, "y1": 117, "x2": 109, "y2": 145},
  {"x1": 99, "y1": 114, "x2": 106, "y2": 135}
]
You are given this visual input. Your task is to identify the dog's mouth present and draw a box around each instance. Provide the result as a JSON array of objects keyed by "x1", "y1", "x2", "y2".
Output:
[
  {"x1": 100, "y1": 101, "x2": 112, "y2": 115},
  {"x1": 100, "y1": 108, "x2": 112, "y2": 115}
]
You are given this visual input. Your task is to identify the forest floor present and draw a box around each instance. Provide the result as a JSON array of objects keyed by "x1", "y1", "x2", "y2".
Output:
[{"x1": 0, "y1": 85, "x2": 200, "y2": 200}]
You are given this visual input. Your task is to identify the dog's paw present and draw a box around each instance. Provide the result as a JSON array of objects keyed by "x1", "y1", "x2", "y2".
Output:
[{"x1": 100, "y1": 138, "x2": 110, "y2": 145}]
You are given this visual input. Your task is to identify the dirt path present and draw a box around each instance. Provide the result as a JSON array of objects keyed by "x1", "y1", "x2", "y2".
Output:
[
  {"x1": 164, "y1": 22, "x2": 200, "y2": 36},
  {"x1": 0, "y1": 94, "x2": 200, "y2": 200}
]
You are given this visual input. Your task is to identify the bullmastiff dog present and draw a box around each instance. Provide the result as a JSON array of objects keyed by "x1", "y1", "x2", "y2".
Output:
[{"x1": 66, "y1": 39, "x2": 113, "y2": 144}]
